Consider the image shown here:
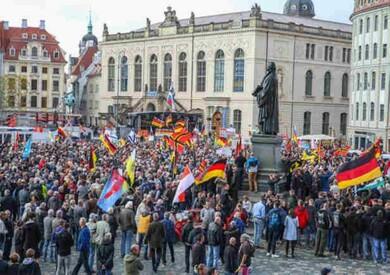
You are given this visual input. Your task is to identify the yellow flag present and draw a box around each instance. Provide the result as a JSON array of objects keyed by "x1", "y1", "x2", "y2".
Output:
[{"x1": 125, "y1": 150, "x2": 136, "y2": 187}]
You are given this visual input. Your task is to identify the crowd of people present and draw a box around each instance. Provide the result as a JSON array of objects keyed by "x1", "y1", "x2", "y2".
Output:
[{"x1": 0, "y1": 132, "x2": 388, "y2": 275}]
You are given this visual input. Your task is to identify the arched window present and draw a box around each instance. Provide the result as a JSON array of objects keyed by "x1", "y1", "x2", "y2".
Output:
[
  {"x1": 163, "y1": 53, "x2": 172, "y2": 91},
  {"x1": 233, "y1": 110, "x2": 242, "y2": 134},
  {"x1": 356, "y1": 103, "x2": 360, "y2": 120},
  {"x1": 324, "y1": 71, "x2": 331, "y2": 96},
  {"x1": 214, "y1": 50, "x2": 225, "y2": 92},
  {"x1": 149, "y1": 54, "x2": 158, "y2": 91},
  {"x1": 372, "y1": 71, "x2": 376, "y2": 90},
  {"x1": 374, "y1": 43, "x2": 378, "y2": 59},
  {"x1": 322, "y1": 112, "x2": 330, "y2": 135},
  {"x1": 233, "y1": 49, "x2": 245, "y2": 92},
  {"x1": 31, "y1": 46, "x2": 38, "y2": 57},
  {"x1": 364, "y1": 72, "x2": 368, "y2": 90},
  {"x1": 305, "y1": 70, "x2": 313, "y2": 96},
  {"x1": 120, "y1": 56, "x2": 128, "y2": 91},
  {"x1": 107, "y1": 57, "x2": 115, "y2": 91},
  {"x1": 363, "y1": 102, "x2": 367, "y2": 121},
  {"x1": 340, "y1": 113, "x2": 347, "y2": 136},
  {"x1": 370, "y1": 102, "x2": 375, "y2": 121},
  {"x1": 134, "y1": 56, "x2": 142, "y2": 92},
  {"x1": 342, "y1": 73, "x2": 348, "y2": 98},
  {"x1": 197, "y1": 51, "x2": 206, "y2": 92},
  {"x1": 303, "y1": 111, "x2": 311, "y2": 135},
  {"x1": 178, "y1": 52, "x2": 187, "y2": 92}
]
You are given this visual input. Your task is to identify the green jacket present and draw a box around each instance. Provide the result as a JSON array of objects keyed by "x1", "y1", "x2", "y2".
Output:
[{"x1": 124, "y1": 254, "x2": 143, "y2": 275}]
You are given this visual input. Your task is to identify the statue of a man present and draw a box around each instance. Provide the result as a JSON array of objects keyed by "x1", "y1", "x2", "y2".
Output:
[
  {"x1": 64, "y1": 84, "x2": 75, "y2": 114},
  {"x1": 252, "y1": 62, "x2": 279, "y2": 135}
]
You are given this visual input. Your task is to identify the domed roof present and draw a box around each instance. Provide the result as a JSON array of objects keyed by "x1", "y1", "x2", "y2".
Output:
[
  {"x1": 82, "y1": 33, "x2": 98, "y2": 44},
  {"x1": 283, "y1": 0, "x2": 315, "y2": 18}
]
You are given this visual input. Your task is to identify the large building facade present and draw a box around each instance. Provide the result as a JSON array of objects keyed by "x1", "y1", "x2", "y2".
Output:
[
  {"x1": 98, "y1": 1, "x2": 351, "y2": 139},
  {"x1": 349, "y1": 0, "x2": 390, "y2": 150},
  {"x1": 0, "y1": 19, "x2": 66, "y2": 115}
]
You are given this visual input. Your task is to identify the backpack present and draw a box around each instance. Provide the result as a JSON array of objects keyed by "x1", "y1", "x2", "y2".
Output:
[
  {"x1": 317, "y1": 210, "x2": 329, "y2": 228},
  {"x1": 268, "y1": 210, "x2": 281, "y2": 229}
]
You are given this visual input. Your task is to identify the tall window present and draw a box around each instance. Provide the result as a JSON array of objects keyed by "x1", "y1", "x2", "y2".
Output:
[
  {"x1": 372, "y1": 71, "x2": 376, "y2": 90},
  {"x1": 329, "y1": 46, "x2": 333, "y2": 61},
  {"x1": 357, "y1": 73, "x2": 361, "y2": 90},
  {"x1": 370, "y1": 102, "x2": 375, "y2": 121},
  {"x1": 365, "y1": 44, "x2": 369, "y2": 60},
  {"x1": 373, "y1": 43, "x2": 378, "y2": 59},
  {"x1": 364, "y1": 72, "x2": 368, "y2": 90},
  {"x1": 306, "y1": 44, "x2": 310, "y2": 59},
  {"x1": 311, "y1": 44, "x2": 315, "y2": 59},
  {"x1": 134, "y1": 56, "x2": 142, "y2": 92},
  {"x1": 305, "y1": 70, "x2": 313, "y2": 96},
  {"x1": 383, "y1": 44, "x2": 387, "y2": 58},
  {"x1": 150, "y1": 54, "x2": 158, "y2": 91},
  {"x1": 375, "y1": 15, "x2": 378, "y2": 31},
  {"x1": 322, "y1": 112, "x2": 330, "y2": 135},
  {"x1": 358, "y1": 46, "x2": 362, "y2": 60},
  {"x1": 342, "y1": 73, "x2": 348, "y2": 98},
  {"x1": 214, "y1": 50, "x2": 225, "y2": 92},
  {"x1": 359, "y1": 19, "x2": 363, "y2": 34},
  {"x1": 356, "y1": 103, "x2": 360, "y2": 120},
  {"x1": 120, "y1": 56, "x2": 128, "y2": 91},
  {"x1": 324, "y1": 71, "x2": 331, "y2": 96},
  {"x1": 363, "y1": 102, "x2": 367, "y2": 121},
  {"x1": 163, "y1": 53, "x2": 172, "y2": 91},
  {"x1": 178, "y1": 52, "x2": 187, "y2": 92},
  {"x1": 31, "y1": 96, "x2": 37, "y2": 108},
  {"x1": 108, "y1": 57, "x2": 115, "y2": 92},
  {"x1": 303, "y1": 111, "x2": 311, "y2": 135},
  {"x1": 325, "y1": 46, "x2": 329, "y2": 61},
  {"x1": 340, "y1": 113, "x2": 347, "y2": 136},
  {"x1": 233, "y1": 48, "x2": 245, "y2": 92},
  {"x1": 366, "y1": 17, "x2": 370, "y2": 32},
  {"x1": 380, "y1": 104, "x2": 385, "y2": 121},
  {"x1": 31, "y1": 47, "x2": 38, "y2": 57},
  {"x1": 381, "y1": 73, "x2": 386, "y2": 90},
  {"x1": 385, "y1": 15, "x2": 388, "y2": 29},
  {"x1": 233, "y1": 110, "x2": 242, "y2": 134},
  {"x1": 197, "y1": 51, "x2": 206, "y2": 92}
]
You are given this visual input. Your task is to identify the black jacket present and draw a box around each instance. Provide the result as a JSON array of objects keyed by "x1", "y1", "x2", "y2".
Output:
[
  {"x1": 55, "y1": 229, "x2": 74, "y2": 256},
  {"x1": 224, "y1": 244, "x2": 238, "y2": 272},
  {"x1": 18, "y1": 258, "x2": 41, "y2": 275},
  {"x1": 370, "y1": 217, "x2": 388, "y2": 239},
  {"x1": 96, "y1": 240, "x2": 114, "y2": 270},
  {"x1": 192, "y1": 242, "x2": 206, "y2": 267},
  {"x1": 22, "y1": 221, "x2": 41, "y2": 251},
  {"x1": 181, "y1": 222, "x2": 193, "y2": 246}
]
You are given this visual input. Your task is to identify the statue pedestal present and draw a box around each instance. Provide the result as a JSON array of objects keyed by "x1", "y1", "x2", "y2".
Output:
[{"x1": 251, "y1": 134, "x2": 285, "y2": 189}]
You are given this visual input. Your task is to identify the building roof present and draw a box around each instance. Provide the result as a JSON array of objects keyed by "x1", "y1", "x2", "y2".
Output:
[
  {"x1": 71, "y1": 46, "x2": 98, "y2": 75},
  {"x1": 0, "y1": 22, "x2": 66, "y2": 63},
  {"x1": 146, "y1": 9, "x2": 351, "y2": 33}
]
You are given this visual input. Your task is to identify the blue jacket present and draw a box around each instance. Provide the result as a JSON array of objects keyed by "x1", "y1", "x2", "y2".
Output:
[
  {"x1": 162, "y1": 218, "x2": 176, "y2": 242},
  {"x1": 246, "y1": 157, "x2": 258, "y2": 171},
  {"x1": 77, "y1": 226, "x2": 90, "y2": 252}
]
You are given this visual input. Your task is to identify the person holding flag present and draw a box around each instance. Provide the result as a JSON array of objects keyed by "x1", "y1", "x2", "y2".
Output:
[{"x1": 97, "y1": 170, "x2": 128, "y2": 212}]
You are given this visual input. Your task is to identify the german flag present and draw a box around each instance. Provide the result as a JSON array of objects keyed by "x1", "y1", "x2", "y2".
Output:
[
  {"x1": 152, "y1": 117, "x2": 164, "y2": 128},
  {"x1": 195, "y1": 159, "x2": 226, "y2": 185},
  {"x1": 99, "y1": 134, "x2": 118, "y2": 155},
  {"x1": 89, "y1": 146, "x2": 97, "y2": 172},
  {"x1": 336, "y1": 146, "x2": 382, "y2": 190},
  {"x1": 215, "y1": 137, "x2": 228, "y2": 147}
]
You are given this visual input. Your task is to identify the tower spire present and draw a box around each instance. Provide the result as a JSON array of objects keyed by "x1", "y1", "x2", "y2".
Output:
[{"x1": 88, "y1": 10, "x2": 93, "y2": 34}]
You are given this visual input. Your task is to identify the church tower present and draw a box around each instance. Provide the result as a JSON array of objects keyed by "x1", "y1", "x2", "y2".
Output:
[{"x1": 79, "y1": 12, "x2": 98, "y2": 55}]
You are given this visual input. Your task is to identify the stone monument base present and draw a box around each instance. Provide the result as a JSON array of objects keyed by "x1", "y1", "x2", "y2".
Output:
[{"x1": 251, "y1": 134, "x2": 285, "y2": 190}]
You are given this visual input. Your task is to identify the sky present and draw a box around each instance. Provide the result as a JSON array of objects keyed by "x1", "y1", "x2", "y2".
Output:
[{"x1": 0, "y1": 0, "x2": 354, "y2": 58}]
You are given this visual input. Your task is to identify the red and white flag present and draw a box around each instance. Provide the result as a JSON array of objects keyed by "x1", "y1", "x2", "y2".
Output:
[{"x1": 173, "y1": 165, "x2": 195, "y2": 204}]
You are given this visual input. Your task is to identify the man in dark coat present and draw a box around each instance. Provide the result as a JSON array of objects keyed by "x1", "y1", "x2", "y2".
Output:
[
  {"x1": 145, "y1": 212, "x2": 165, "y2": 273},
  {"x1": 22, "y1": 213, "x2": 41, "y2": 258},
  {"x1": 224, "y1": 237, "x2": 239, "y2": 275},
  {"x1": 55, "y1": 221, "x2": 74, "y2": 275}
]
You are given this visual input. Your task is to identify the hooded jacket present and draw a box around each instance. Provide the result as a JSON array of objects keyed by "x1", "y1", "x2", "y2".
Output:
[
  {"x1": 22, "y1": 220, "x2": 41, "y2": 251},
  {"x1": 96, "y1": 239, "x2": 114, "y2": 270},
  {"x1": 18, "y1": 258, "x2": 41, "y2": 275},
  {"x1": 124, "y1": 254, "x2": 143, "y2": 275}
]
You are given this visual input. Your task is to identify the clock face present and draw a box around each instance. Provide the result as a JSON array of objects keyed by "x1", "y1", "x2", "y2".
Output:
[
  {"x1": 291, "y1": 4, "x2": 297, "y2": 11},
  {"x1": 302, "y1": 4, "x2": 308, "y2": 10}
]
